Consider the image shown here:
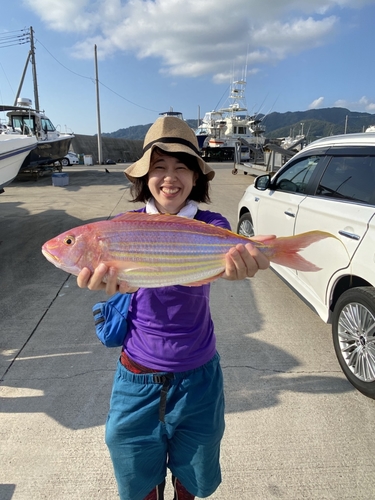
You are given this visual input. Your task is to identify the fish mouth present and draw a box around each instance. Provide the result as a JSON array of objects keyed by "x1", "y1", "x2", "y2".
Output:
[
  {"x1": 42, "y1": 246, "x2": 80, "y2": 275},
  {"x1": 42, "y1": 247, "x2": 60, "y2": 265}
]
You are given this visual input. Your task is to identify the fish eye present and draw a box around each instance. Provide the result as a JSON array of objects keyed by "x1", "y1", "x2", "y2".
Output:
[{"x1": 63, "y1": 235, "x2": 75, "y2": 246}]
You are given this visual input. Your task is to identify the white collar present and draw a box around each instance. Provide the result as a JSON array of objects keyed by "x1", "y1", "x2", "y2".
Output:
[{"x1": 145, "y1": 198, "x2": 199, "y2": 219}]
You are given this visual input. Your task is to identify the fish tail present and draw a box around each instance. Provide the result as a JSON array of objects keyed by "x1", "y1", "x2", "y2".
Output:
[{"x1": 265, "y1": 230, "x2": 334, "y2": 272}]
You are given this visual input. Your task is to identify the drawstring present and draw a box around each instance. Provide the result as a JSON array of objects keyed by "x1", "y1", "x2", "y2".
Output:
[
  {"x1": 153, "y1": 373, "x2": 174, "y2": 423},
  {"x1": 119, "y1": 352, "x2": 174, "y2": 423}
]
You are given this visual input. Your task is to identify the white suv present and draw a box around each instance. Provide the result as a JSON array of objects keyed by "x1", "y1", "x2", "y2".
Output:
[{"x1": 237, "y1": 132, "x2": 375, "y2": 399}]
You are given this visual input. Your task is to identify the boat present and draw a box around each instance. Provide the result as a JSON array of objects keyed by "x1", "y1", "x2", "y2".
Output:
[
  {"x1": 279, "y1": 133, "x2": 307, "y2": 152},
  {"x1": 0, "y1": 27, "x2": 73, "y2": 173},
  {"x1": 0, "y1": 126, "x2": 37, "y2": 192},
  {"x1": 159, "y1": 110, "x2": 184, "y2": 120},
  {"x1": 196, "y1": 78, "x2": 266, "y2": 161},
  {"x1": 0, "y1": 98, "x2": 73, "y2": 171}
]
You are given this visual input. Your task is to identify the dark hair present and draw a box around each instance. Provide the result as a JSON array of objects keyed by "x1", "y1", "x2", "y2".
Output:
[{"x1": 130, "y1": 148, "x2": 211, "y2": 204}]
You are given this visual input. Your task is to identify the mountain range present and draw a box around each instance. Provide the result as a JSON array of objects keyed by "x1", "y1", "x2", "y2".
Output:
[{"x1": 103, "y1": 107, "x2": 375, "y2": 142}]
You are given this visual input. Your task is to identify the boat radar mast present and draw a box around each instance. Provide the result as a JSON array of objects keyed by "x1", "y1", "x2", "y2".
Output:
[{"x1": 219, "y1": 79, "x2": 248, "y2": 115}]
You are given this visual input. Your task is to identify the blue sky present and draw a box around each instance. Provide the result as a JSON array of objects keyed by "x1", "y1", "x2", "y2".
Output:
[{"x1": 1, "y1": 0, "x2": 375, "y2": 136}]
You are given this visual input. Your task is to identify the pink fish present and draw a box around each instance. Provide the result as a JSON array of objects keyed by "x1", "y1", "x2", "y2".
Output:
[{"x1": 41, "y1": 212, "x2": 332, "y2": 288}]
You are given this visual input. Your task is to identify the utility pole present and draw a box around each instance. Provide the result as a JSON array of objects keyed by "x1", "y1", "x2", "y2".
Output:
[
  {"x1": 344, "y1": 115, "x2": 348, "y2": 134},
  {"x1": 14, "y1": 26, "x2": 40, "y2": 110},
  {"x1": 94, "y1": 45, "x2": 103, "y2": 165},
  {"x1": 30, "y1": 27, "x2": 40, "y2": 111}
]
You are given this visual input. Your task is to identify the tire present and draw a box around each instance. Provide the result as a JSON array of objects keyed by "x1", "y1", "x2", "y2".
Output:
[
  {"x1": 237, "y1": 212, "x2": 254, "y2": 238},
  {"x1": 61, "y1": 158, "x2": 70, "y2": 166},
  {"x1": 332, "y1": 287, "x2": 375, "y2": 399}
]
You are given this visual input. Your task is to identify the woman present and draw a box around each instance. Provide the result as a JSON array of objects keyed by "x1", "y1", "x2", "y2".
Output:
[{"x1": 78, "y1": 116, "x2": 270, "y2": 500}]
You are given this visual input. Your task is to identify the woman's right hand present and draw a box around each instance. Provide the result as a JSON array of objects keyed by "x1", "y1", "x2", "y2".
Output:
[{"x1": 77, "y1": 264, "x2": 138, "y2": 296}]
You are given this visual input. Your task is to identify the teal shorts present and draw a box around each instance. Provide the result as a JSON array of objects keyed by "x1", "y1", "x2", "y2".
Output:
[{"x1": 105, "y1": 352, "x2": 225, "y2": 500}]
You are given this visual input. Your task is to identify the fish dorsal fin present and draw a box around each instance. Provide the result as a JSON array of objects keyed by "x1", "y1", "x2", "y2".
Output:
[
  {"x1": 111, "y1": 211, "x2": 243, "y2": 239},
  {"x1": 112, "y1": 211, "x2": 210, "y2": 227},
  {"x1": 112, "y1": 212, "x2": 179, "y2": 223}
]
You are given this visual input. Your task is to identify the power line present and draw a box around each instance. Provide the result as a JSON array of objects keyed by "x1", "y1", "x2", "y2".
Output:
[
  {"x1": 35, "y1": 37, "x2": 159, "y2": 114},
  {"x1": 35, "y1": 37, "x2": 93, "y2": 81},
  {"x1": 1, "y1": 27, "x2": 159, "y2": 115},
  {"x1": 0, "y1": 29, "x2": 30, "y2": 48},
  {"x1": 98, "y1": 81, "x2": 159, "y2": 113}
]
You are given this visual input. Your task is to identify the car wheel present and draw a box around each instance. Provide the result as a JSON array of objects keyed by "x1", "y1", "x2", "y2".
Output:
[
  {"x1": 61, "y1": 158, "x2": 70, "y2": 166},
  {"x1": 237, "y1": 213, "x2": 254, "y2": 238},
  {"x1": 332, "y1": 287, "x2": 375, "y2": 399}
]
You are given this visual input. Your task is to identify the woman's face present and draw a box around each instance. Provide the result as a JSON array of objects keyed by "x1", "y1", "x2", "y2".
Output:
[{"x1": 147, "y1": 150, "x2": 198, "y2": 214}]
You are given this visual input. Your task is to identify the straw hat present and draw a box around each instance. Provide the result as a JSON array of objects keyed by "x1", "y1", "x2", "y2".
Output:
[{"x1": 124, "y1": 116, "x2": 215, "y2": 182}]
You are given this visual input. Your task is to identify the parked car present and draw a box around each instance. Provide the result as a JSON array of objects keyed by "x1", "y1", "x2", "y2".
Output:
[
  {"x1": 105, "y1": 159, "x2": 116, "y2": 165},
  {"x1": 237, "y1": 132, "x2": 375, "y2": 399},
  {"x1": 61, "y1": 152, "x2": 79, "y2": 166}
]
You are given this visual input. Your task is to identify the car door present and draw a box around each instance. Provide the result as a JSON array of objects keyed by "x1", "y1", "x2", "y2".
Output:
[
  {"x1": 254, "y1": 155, "x2": 323, "y2": 237},
  {"x1": 253, "y1": 154, "x2": 326, "y2": 289},
  {"x1": 254, "y1": 155, "x2": 324, "y2": 241},
  {"x1": 293, "y1": 154, "x2": 375, "y2": 319}
]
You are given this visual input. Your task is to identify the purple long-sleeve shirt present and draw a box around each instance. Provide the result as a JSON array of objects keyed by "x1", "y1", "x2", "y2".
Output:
[{"x1": 123, "y1": 208, "x2": 231, "y2": 371}]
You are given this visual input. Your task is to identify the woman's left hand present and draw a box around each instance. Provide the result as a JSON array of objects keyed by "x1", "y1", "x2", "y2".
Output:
[{"x1": 222, "y1": 236, "x2": 275, "y2": 280}]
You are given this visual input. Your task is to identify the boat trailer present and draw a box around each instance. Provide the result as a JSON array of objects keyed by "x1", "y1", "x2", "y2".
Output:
[{"x1": 18, "y1": 160, "x2": 63, "y2": 181}]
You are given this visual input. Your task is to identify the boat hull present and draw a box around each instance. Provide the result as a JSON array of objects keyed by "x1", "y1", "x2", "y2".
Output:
[
  {"x1": 20, "y1": 135, "x2": 73, "y2": 170},
  {"x1": 0, "y1": 135, "x2": 38, "y2": 189}
]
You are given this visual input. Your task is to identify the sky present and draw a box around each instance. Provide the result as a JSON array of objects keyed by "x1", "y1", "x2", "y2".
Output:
[{"x1": 1, "y1": 0, "x2": 375, "y2": 136}]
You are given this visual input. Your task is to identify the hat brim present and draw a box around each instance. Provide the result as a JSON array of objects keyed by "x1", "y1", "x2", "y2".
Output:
[{"x1": 124, "y1": 142, "x2": 215, "y2": 182}]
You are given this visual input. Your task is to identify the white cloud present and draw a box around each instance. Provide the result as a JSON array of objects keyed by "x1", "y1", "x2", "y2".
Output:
[
  {"x1": 23, "y1": 0, "x2": 375, "y2": 83},
  {"x1": 251, "y1": 16, "x2": 336, "y2": 59},
  {"x1": 309, "y1": 97, "x2": 325, "y2": 109},
  {"x1": 23, "y1": 0, "x2": 99, "y2": 32},
  {"x1": 334, "y1": 96, "x2": 375, "y2": 112}
]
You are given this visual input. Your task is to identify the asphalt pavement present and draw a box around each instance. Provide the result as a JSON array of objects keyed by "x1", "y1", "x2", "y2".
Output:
[{"x1": 0, "y1": 164, "x2": 374, "y2": 500}]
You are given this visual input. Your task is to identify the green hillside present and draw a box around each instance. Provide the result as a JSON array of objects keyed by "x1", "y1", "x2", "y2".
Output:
[
  {"x1": 262, "y1": 108, "x2": 375, "y2": 141},
  {"x1": 103, "y1": 108, "x2": 375, "y2": 142}
]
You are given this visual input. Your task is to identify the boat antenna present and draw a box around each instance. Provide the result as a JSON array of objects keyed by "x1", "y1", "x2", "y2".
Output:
[{"x1": 213, "y1": 84, "x2": 230, "y2": 111}]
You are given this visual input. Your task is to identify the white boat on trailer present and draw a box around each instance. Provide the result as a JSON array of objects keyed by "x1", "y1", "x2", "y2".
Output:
[
  {"x1": 0, "y1": 98, "x2": 73, "y2": 172},
  {"x1": 0, "y1": 129, "x2": 37, "y2": 192},
  {"x1": 0, "y1": 27, "x2": 73, "y2": 176}
]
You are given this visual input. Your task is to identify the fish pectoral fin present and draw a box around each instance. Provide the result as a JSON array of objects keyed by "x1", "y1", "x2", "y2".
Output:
[{"x1": 183, "y1": 271, "x2": 225, "y2": 287}]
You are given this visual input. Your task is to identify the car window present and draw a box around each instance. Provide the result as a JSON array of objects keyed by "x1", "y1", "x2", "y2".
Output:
[
  {"x1": 316, "y1": 156, "x2": 375, "y2": 203},
  {"x1": 275, "y1": 156, "x2": 321, "y2": 193}
]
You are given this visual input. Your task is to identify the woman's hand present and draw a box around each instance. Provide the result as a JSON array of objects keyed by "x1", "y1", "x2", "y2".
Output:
[
  {"x1": 77, "y1": 264, "x2": 138, "y2": 295},
  {"x1": 222, "y1": 235, "x2": 276, "y2": 281}
]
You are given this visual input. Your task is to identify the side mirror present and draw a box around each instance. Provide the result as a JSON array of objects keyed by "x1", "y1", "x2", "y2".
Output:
[{"x1": 254, "y1": 174, "x2": 271, "y2": 191}]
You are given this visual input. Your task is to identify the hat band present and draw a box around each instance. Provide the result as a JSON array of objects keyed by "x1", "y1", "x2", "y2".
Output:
[{"x1": 143, "y1": 137, "x2": 200, "y2": 155}]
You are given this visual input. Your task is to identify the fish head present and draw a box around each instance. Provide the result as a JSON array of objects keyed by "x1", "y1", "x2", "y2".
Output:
[{"x1": 41, "y1": 224, "x2": 105, "y2": 276}]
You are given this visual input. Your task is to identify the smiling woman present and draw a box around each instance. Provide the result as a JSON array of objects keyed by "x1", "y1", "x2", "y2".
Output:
[
  {"x1": 72, "y1": 115, "x2": 271, "y2": 500},
  {"x1": 147, "y1": 149, "x2": 199, "y2": 214}
]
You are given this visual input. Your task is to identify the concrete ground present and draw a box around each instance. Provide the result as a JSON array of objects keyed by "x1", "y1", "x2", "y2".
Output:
[{"x1": 0, "y1": 164, "x2": 374, "y2": 500}]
